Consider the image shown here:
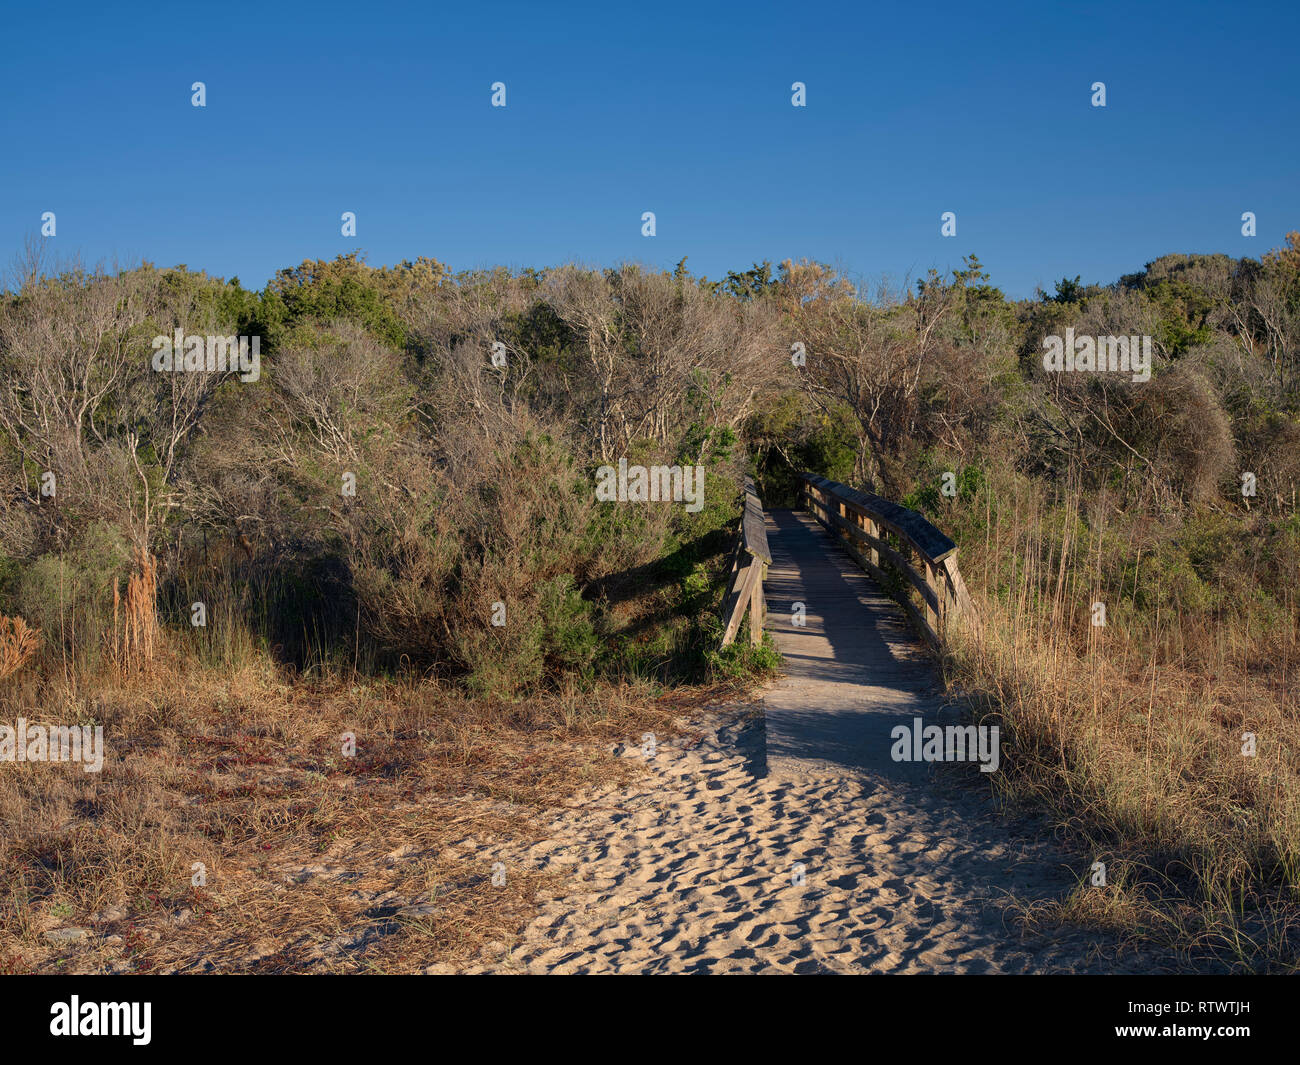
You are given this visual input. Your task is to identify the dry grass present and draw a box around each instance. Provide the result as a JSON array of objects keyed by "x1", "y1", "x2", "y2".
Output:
[
  {"x1": 110, "y1": 546, "x2": 159, "y2": 676},
  {"x1": 944, "y1": 475, "x2": 1300, "y2": 970},
  {"x1": 0, "y1": 660, "x2": 723, "y2": 974},
  {"x1": 0, "y1": 615, "x2": 40, "y2": 682}
]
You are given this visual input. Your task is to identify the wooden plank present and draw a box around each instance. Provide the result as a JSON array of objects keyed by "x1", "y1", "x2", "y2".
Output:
[
  {"x1": 807, "y1": 488, "x2": 830, "y2": 527},
  {"x1": 923, "y1": 559, "x2": 938, "y2": 633},
  {"x1": 802, "y1": 474, "x2": 956, "y2": 564},
  {"x1": 717, "y1": 478, "x2": 774, "y2": 648},
  {"x1": 742, "y1": 497, "x2": 771, "y2": 564},
  {"x1": 838, "y1": 536, "x2": 940, "y2": 648},
  {"x1": 725, "y1": 537, "x2": 743, "y2": 578},
  {"x1": 721, "y1": 558, "x2": 761, "y2": 647},
  {"x1": 822, "y1": 508, "x2": 939, "y2": 615},
  {"x1": 799, "y1": 471, "x2": 955, "y2": 648},
  {"x1": 719, "y1": 557, "x2": 750, "y2": 647},
  {"x1": 931, "y1": 560, "x2": 948, "y2": 631},
  {"x1": 863, "y1": 513, "x2": 880, "y2": 567},
  {"x1": 942, "y1": 553, "x2": 978, "y2": 622},
  {"x1": 739, "y1": 478, "x2": 771, "y2": 565},
  {"x1": 896, "y1": 584, "x2": 941, "y2": 649}
]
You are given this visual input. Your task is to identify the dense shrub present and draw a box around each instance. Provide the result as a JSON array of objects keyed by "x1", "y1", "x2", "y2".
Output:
[{"x1": 2, "y1": 236, "x2": 1298, "y2": 696}]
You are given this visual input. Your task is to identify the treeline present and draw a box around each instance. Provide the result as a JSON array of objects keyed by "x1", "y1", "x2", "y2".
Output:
[{"x1": 1, "y1": 236, "x2": 1298, "y2": 694}]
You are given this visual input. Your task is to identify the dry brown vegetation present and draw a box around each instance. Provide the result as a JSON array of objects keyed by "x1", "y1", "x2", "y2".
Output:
[
  {"x1": 0, "y1": 660, "x2": 730, "y2": 973},
  {"x1": 0, "y1": 248, "x2": 783, "y2": 973},
  {"x1": 756, "y1": 244, "x2": 1300, "y2": 969},
  {"x1": 938, "y1": 469, "x2": 1300, "y2": 969},
  {"x1": 0, "y1": 615, "x2": 39, "y2": 682}
]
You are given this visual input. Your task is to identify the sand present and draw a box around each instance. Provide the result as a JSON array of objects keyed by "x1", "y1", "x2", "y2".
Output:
[{"x1": 467, "y1": 707, "x2": 1177, "y2": 974}]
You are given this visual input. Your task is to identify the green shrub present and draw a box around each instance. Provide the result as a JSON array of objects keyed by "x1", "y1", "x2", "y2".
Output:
[{"x1": 14, "y1": 522, "x2": 132, "y2": 671}]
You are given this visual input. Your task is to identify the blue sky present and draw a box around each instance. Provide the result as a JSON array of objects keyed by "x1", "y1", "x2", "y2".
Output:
[{"x1": 2, "y1": 0, "x2": 1296, "y2": 298}]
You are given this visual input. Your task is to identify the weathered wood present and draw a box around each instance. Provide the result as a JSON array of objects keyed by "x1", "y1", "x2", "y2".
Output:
[
  {"x1": 863, "y1": 513, "x2": 880, "y2": 567},
  {"x1": 943, "y1": 553, "x2": 978, "y2": 621},
  {"x1": 797, "y1": 472, "x2": 972, "y2": 649},
  {"x1": 813, "y1": 504, "x2": 940, "y2": 616},
  {"x1": 741, "y1": 478, "x2": 771, "y2": 565},
  {"x1": 721, "y1": 556, "x2": 761, "y2": 647},
  {"x1": 719, "y1": 478, "x2": 772, "y2": 648},
  {"x1": 923, "y1": 559, "x2": 939, "y2": 633},
  {"x1": 803, "y1": 474, "x2": 956, "y2": 563},
  {"x1": 836, "y1": 534, "x2": 940, "y2": 648}
]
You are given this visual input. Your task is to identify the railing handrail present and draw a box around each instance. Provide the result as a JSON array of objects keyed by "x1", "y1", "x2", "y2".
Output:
[
  {"x1": 719, "y1": 477, "x2": 769, "y2": 647},
  {"x1": 797, "y1": 472, "x2": 976, "y2": 649},
  {"x1": 741, "y1": 477, "x2": 771, "y2": 565},
  {"x1": 799, "y1": 474, "x2": 955, "y2": 564}
]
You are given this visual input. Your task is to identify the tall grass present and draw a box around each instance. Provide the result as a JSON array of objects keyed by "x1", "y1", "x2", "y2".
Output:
[
  {"x1": 942, "y1": 467, "x2": 1300, "y2": 967},
  {"x1": 110, "y1": 546, "x2": 160, "y2": 675}
]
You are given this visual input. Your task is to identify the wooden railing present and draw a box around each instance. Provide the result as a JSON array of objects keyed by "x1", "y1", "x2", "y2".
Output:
[
  {"x1": 797, "y1": 473, "x2": 976, "y2": 648},
  {"x1": 719, "y1": 477, "x2": 771, "y2": 647}
]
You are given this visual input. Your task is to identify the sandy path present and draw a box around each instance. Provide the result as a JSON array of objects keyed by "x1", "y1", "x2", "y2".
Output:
[
  {"x1": 465, "y1": 510, "x2": 1182, "y2": 974},
  {"x1": 469, "y1": 708, "x2": 1174, "y2": 974}
]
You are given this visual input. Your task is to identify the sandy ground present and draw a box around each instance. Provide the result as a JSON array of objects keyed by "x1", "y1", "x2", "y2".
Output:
[{"x1": 468, "y1": 704, "x2": 1180, "y2": 974}]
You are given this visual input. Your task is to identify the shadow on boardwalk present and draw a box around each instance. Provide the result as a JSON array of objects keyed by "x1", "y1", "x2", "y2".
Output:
[{"x1": 762, "y1": 508, "x2": 957, "y2": 782}]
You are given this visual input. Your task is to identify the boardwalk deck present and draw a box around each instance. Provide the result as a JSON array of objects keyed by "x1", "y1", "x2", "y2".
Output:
[{"x1": 761, "y1": 508, "x2": 951, "y2": 781}]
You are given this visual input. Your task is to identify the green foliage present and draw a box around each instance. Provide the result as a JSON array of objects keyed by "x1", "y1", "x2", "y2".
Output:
[
  {"x1": 1119, "y1": 254, "x2": 1227, "y2": 356},
  {"x1": 718, "y1": 261, "x2": 777, "y2": 302},
  {"x1": 14, "y1": 523, "x2": 132, "y2": 671},
  {"x1": 538, "y1": 573, "x2": 601, "y2": 677},
  {"x1": 4, "y1": 235, "x2": 1298, "y2": 701},
  {"x1": 705, "y1": 632, "x2": 782, "y2": 679},
  {"x1": 749, "y1": 393, "x2": 856, "y2": 506},
  {"x1": 502, "y1": 300, "x2": 578, "y2": 370},
  {"x1": 263, "y1": 253, "x2": 412, "y2": 350},
  {"x1": 1055, "y1": 276, "x2": 1085, "y2": 304},
  {"x1": 902, "y1": 464, "x2": 985, "y2": 514}
]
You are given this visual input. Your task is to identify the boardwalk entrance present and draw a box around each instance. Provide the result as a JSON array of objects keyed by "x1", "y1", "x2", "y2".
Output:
[{"x1": 761, "y1": 508, "x2": 948, "y2": 782}]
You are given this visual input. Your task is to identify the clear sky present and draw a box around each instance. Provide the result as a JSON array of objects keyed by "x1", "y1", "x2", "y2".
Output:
[{"x1": 2, "y1": 0, "x2": 1296, "y2": 298}]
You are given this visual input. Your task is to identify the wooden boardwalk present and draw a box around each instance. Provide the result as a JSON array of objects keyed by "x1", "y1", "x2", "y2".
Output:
[{"x1": 761, "y1": 508, "x2": 949, "y2": 782}]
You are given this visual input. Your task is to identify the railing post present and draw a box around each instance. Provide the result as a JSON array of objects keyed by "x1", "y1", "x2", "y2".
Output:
[
  {"x1": 925, "y1": 559, "x2": 942, "y2": 635},
  {"x1": 721, "y1": 554, "x2": 752, "y2": 647}
]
